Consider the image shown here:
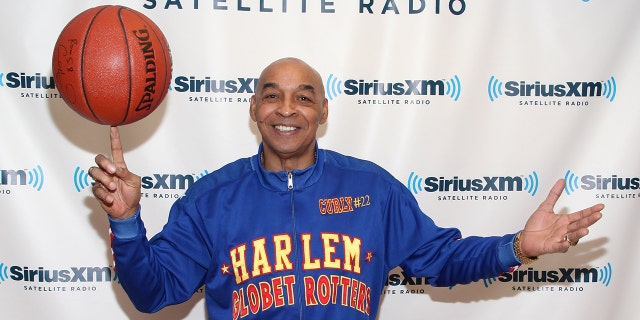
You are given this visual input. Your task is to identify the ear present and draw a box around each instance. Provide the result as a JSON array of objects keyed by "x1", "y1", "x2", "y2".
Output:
[
  {"x1": 249, "y1": 95, "x2": 258, "y2": 122},
  {"x1": 319, "y1": 98, "x2": 329, "y2": 124}
]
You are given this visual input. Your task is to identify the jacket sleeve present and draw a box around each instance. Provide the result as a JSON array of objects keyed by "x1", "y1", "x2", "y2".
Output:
[
  {"x1": 109, "y1": 199, "x2": 211, "y2": 313},
  {"x1": 382, "y1": 182, "x2": 521, "y2": 287}
]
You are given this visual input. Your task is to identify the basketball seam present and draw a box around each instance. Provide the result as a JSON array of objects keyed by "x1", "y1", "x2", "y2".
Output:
[
  {"x1": 81, "y1": 6, "x2": 112, "y2": 125},
  {"x1": 116, "y1": 6, "x2": 134, "y2": 127}
]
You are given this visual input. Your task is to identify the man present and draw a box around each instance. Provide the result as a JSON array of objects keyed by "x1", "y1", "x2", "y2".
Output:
[{"x1": 89, "y1": 57, "x2": 603, "y2": 319}]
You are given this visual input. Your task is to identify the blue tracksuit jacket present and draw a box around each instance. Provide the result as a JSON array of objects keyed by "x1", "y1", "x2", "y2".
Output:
[{"x1": 109, "y1": 144, "x2": 521, "y2": 319}]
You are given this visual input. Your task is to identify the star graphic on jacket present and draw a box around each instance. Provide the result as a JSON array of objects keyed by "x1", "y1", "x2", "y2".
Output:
[
  {"x1": 220, "y1": 263, "x2": 231, "y2": 275},
  {"x1": 364, "y1": 250, "x2": 374, "y2": 263}
]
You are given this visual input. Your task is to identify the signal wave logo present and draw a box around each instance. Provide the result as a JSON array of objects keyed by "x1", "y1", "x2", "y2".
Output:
[
  {"x1": 602, "y1": 77, "x2": 617, "y2": 102},
  {"x1": 1, "y1": 165, "x2": 45, "y2": 191},
  {"x1": 524, "y1": 171, "x2": 539, "y2": 196},
  {"x1": 483, "y1": 277, "x2": 498, "y2": 288},
  {"x1": 407, "y1": 171, "x2": 423, "y2": 194},
  {"x1": 73, "y1": 166, "x2": 93, "y2": 192},
  {"x1": 446, "y1": 75, "x2": 462, "y2": 101},
  {"x1": 487, "y1": 75, "x2": 617, "y2": 102},
  {"x1": 326, "y1": 74, "x2": 343, "y2": 100},
  {"x1": 487, "y1": 75, "x2": 504, "y2": 102},
  {"x1": 0, "y1": 262, "x2": 9, "y2": 283},
  {"x1": 28, "y1": 165, "x2": 45, "y2": 191},
  {"x1": 196, "y1": 170, "x2": 210, "y2": 180},
  {"x1": 599, "y1": 262, "x2": 613, "y2": 286},
  {"x1": 325, "y1": 73, "x2": 462, "y2": 101},
  {"x1": 564, "y1": 170, "x2": 581, "y2": 195},
  {"x1": 406, "y1": 171, "x2": 539, "y2": 196}
]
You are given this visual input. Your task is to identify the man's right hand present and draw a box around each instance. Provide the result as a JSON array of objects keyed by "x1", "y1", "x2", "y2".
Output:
[{"x1": 89, "y1": 126, "x2": 141, "y2": 220}]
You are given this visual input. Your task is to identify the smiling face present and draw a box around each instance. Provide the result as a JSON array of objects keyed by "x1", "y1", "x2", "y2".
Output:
[{"x1": 250, "y1": 58, "x2": 328, "y2": 172}]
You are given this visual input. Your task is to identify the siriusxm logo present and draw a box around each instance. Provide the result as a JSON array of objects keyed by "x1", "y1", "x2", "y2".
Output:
[
  {"x1": 325, "y1": 74, "x2": 462, "y2": 101},
  {"x1": 483, "y1": 262, "x2": 613, "y2": 288},
  {"x1": 171, "y1": 76, "x2": 258, "y2": 93},
  {"x1": 141, "y1": 171, "x2": 209, "y2": 190},
  {"x1": 407, "y1": 171, "x2": 539, "y2": 196},
  {"x1": 0, "y1": 71, "x2": 55, "y2": 89},
  {"x1": 488, "y1": 76, "x2": 617, "y2": 102},
  {"x1": 564, "y1": 170, "x2": 640, "y2": 195},
  {"x1": 73, "y1": 166, "x2": 209, "y2": 191},
  {"x1": 1, "y1": 166, "x2": 44, "y2": 191},
  {"x1": 0, "y1": 261, "x2": 116, "y2": 284}
]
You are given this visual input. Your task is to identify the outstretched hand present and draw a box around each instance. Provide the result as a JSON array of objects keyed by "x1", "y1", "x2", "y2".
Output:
[
  {"x1": 88, "y1": 126, "x2": 141, "y2": 220},
  {"x1": 519, "y1": 179, "x2": 604, "y2": 257}
]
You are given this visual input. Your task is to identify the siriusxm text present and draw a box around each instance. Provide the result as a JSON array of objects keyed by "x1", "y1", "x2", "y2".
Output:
[
  {"x1": 343, "y1": 79, "x2": 446, "y2": 96},
  {"x1": 505, "y1": 81, "x2": 604, "y2": 97},
  {"x1": 9, "y1": 266, "x2": 115, "y2": 283},
  {"x1": 499, "y1": 267, "x2": 599, "y2": 284},
  {"x1": 580, "y1": 175, "x2": 640, "y2": 190},
  {"x1": 423, "y1": 176, "x2": 525, "y2": 192},
  {"x1": 173, "y1": 76, "x2": 257, "y2": 93}
]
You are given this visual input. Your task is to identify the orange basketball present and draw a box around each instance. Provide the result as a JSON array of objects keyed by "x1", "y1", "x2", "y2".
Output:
[{"x1": 52, "y1": 5, "x2": 172, "y2": 126}]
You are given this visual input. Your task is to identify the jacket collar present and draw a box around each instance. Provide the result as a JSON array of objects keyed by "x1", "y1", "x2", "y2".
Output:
[{"x1": 250, "y1": 142, "x2": 324, "y2": 191}]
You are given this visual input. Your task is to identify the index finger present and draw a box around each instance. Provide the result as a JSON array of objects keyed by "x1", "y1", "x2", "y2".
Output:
[{"x1": 110, "y1": 126, "x2": 127, "y2": 169}]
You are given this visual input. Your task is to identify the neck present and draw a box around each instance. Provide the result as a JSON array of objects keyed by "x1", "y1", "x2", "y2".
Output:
[{"x1": 261, "y1": 149, "x2": 317, "y2": 172}]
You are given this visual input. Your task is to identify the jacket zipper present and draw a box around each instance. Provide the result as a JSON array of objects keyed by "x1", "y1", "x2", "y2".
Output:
[{"x1": 287, "y1": 171, "x2": 302, "y2": 319}]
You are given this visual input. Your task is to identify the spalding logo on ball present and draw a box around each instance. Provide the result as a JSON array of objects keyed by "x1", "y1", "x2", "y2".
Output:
[{"x1": 52, "y1": 5, "x2": 172, "y2": 126}]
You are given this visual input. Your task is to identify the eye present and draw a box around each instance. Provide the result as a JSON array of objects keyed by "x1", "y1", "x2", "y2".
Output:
[
  {"x1": 297, "y1": 95, "x2": 314, "y2": 103},
  {"x1": 263, "y1": 93, "x2": 279, "y2": 101}
]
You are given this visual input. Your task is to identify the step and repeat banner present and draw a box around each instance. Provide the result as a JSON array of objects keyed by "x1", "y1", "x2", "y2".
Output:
[{"x1": 1, "y1": 0, "x2": 637, "y2": 319}]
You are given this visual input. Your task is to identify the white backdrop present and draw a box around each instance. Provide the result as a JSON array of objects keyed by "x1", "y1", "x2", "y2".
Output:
[{"x1": 1, "y1": 0, "x2": 637, "y2": 319}]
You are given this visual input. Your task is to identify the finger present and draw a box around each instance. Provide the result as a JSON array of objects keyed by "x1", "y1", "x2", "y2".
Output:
[
  {"x1": 567, "y1": 204, "x2": 604, "y2": 229},
  {"x1": 91, "y1": 181, "x2": 114, "y2": 205},
  {"x1": 88, "y1": 165, "x2": 116, "y2": 191},
  {"x1": 567, "y1": 229, "x2": 588, "y2": 243},
  {"x1": 93, "y1": 154, "x2": 116, "y2": 175},
  {"x1": 549, "y1": 238, "x2": 571, "y2": 253},
  {"x1": 564, "y1": 204, "x2": 603, "y2": 246},
  {"x1": 110, "y1": 126, "x2": 127, "y2": 169},
  {"x1": 538, "y1": 179, "x2": 565, "y2": 212}
]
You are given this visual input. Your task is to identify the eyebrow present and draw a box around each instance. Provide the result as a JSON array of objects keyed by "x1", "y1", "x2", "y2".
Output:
[{"x1": 261, "y1": 82, "x2": 316, "y2": 93}]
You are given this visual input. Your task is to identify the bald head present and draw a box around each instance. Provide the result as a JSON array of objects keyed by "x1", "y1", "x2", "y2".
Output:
[{"x1": 256, "y1": 57, "x2": 326, "y2": 99}]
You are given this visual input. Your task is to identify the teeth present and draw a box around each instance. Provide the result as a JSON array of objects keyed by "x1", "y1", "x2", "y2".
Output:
[{"x1": 275, "y1": 125, "x2": 296, "y2": 132}]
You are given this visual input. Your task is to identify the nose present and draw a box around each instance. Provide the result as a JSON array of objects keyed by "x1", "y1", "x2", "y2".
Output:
[{"x1": 276, "y1": 98, "x2": 296, "y2": 117}]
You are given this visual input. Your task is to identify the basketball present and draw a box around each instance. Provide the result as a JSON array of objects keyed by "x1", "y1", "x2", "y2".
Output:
[{"x1": 52, "y1": 5, "x2": 172, "y2": 126}]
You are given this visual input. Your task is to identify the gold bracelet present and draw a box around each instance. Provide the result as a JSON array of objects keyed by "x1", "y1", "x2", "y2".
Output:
[{"x1": 514, "y1": 232, "x2": 538, "y2": 265}]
